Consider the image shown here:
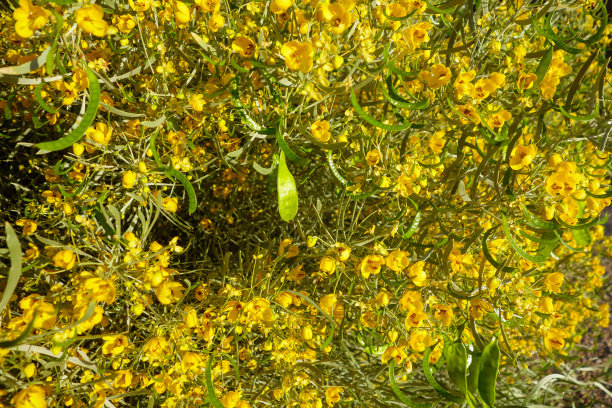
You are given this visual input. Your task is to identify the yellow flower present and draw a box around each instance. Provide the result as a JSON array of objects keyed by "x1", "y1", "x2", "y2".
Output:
[
  {"x1": 83, "y1": 277, "x2": 116, "y2": 304},
  {"x1": 52, "y1": 81, "x2": 79, "y2": 106},
  {"x1": 244, "y1": 298, "x2": 275, "y2": 324},
  {"x1": 195, "y1": 0, "x2": 220, "y2": 12},
  {"x1": 155, "y1": 280, "x2": 185, "y2": 304},
  {"x1": 209, "y1": 13, "x2": 225, "y2": 32},
  {"x1": 407, "y1": 261, "x2": 427, "y2": 287},
  {"x1": 486, "y1": 108, "x2": 511, "y2": 128},
  {"x1": 509, "y1": 144, "x2": 537, "y2": 170},
  {"x1": 428, "y1": 130, "x2": 445, "y2": 154},
  {"x1": 173, "y1": 1, "x2": 192, "y2": 25},
  {"x1": 543, "y1": 328, "x2": 569, "y2": 352},
  {"x1": 270, "y1": 0, "x2": 293, "y2": 14},
  {"x1": 24, "y1": 363, "x2": 37, "y2": 378},
  {"x1": 420, "y1": 64, "x2": 451, "y2": 89},
  {"x1": 232, "y1": 36, "x2": 257, "y2": 58},
  {"x1": 53, "y1": 249, "x2": 76, "y2": 270},
  {"x1": 129, "y1": 0, "x2": 152, "y2": 12},
  {"x1": 400, "y1": 21, "x2": 431, "y2": 50},
  {"x1": 122, "y1": 170, "x2": 137, "y2": 189},
  {"x1": 453, "y1": 70, "x2": 476, "y2": 99},
  {"x1": 325, "y1": 386, "x2": 343, "y2": 407},
  {"x1": 433, "y1": 304, "x2": 453, "y2": 326},
  {"x1": 398, "y1": 290, "x2": 423, "y2": 312},
  {"x1": 87, "y1": 122, "x2": 113, "y2": 145},
  {"x1": 381, "y1": 346, "x2": 407, "y2": 364},
  {"x1": 538, "y1": 297, "x2": 554, "y2": 314},
  {"x1": 404, "y1": 309, "x2": 427, "y2": 328},
  {"x1": 13, "y1": 0, "x2": 50, "y2": 39},
  {"x1": 115, "y1": 14, "x2": 136, "y2": 33},
  {"x1": 471, "y1": 78, "x2": 497, "y2": 100},
  {"x1": 469, "y1": 298, "x2": 493, "y2": 320},
  {"x1": 543, "y1": 272, "x2": 564, "y2": 293},
  {"x1": 359, "y1": 254, "x2": 384, "y2": 279},
  {"x1": 102, "y1": 335, "x2": 130, "y2": 355},
  {"x1": 16, "y1": 219, "x2": 37, "y2": 235},
  {"x1": 319, "y1": 256, "x2": 336, "y2": 274},
  {"x1": 456, "y1": 103, "x2": 481, "y2": 125},
  {"x1": 144, "y1": 337, "x2": 171, "y2": 363},
  {"x1": 385, "y1": 250, "x2": 410, "y2": 273},
  {"x1": 409, "y1": 330, "x2": 433, "y2": 352},
  {"x1": 280, "y1": 40, "x2": 314, "y2": 73},
  {"x1": 76, "y1": 5, "x2": 108, "y2": 37},
  {"x1": 321, "y1": 3, "x2": 353, "y2": 34},
  {"x1": 162, "y1": 197, "x2": 179, "y2": 212},
  {"x1": 114, "y1": 370, "x2": 133, "y2": 388},
  {"x1": 365, "y1": 150, "x2": 381, "y2": 166},
  {"x1": 517, "y1": 72, "x2": 537, "y2": 91},
  {"x1": 311, "y1": 120, "x2": 331, "y2": 142},
  {"x1": 11, "y1": 385, "x2": 47, "y2": 408}
]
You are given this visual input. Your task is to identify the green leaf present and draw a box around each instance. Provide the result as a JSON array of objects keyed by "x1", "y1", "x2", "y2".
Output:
[
  {"x1": 383, "y1": 76, "x2": 429, "y2": 110},
  {"x1": 482, "y1": 227, "x2": 515, "y2": 272},
  {"x1": 350, "y1": 90, "x2": 412, "y2": 132},
  {"x1": 533, "y1": 46, "x2": 553, "y2": 89},
  {"x1": 45, "y1": 9, "x2": 63, "y2": 75},
  {"x1": 444, "y1": 342, "x2": 468, "y2": 396},
  {"x1": 0, "y1": 315, "x2": 35, "y2": 348},
  {"x1": 320, "y1": 325, "x2": 334, "y2": 351},
  {"x1": 423, "y1": 347, "x2": 464, "y2": 403},
  {"x1": 389, "y1": 361, "x2": 432, "y2": 408},
  {"x1": 277, "y1": 151, "x2": 298, "y2": 222},
  {"x1": 401, "y1": 198, "x2": 421, "y2": 240},
  {"x1": 165, "y1": 169, "x2": 197, "y2": 215},
  {"x1": 565, "y1": 49, "x2": 599, "y2": 108},
  {"x1": 0, "y1": 223, "x2": 22, "y2": 314},
  {"x1": 36, "y1": 64, "x2": 100, "y2": 153},
  {"x1": 558, "y1": 104, "x2": 599, "y2": 122},
  {"x1": 276, "y1": 126, "x2": 308, "y2": 165},
  {"x1": 502, "y1": 213, "x2": 548, "y2": 263},
  {"x1": 232, "y1": 85, "x2": 275, "y2": 135},
  {"x1": 0, "y1": 46, "x2": 50, "y2": 76},
  {"x1": 466, "y1": 354, "x2": 480, "y2": 395},
  {"x1": 571, "y1": 227, "x2": 592, "y2": 247},
  {"x1": 327, "y1": 151, "x2": 351, "y2": 186},
  {"x1": 205, "y1": 354, "x2": 225, "y2": 408},
  {"x1": 34, "y1": 83, "x2": 57, "y2": 113},
  {"x1": 478, "y1": 338, "x2": 500, "y2": 407}
]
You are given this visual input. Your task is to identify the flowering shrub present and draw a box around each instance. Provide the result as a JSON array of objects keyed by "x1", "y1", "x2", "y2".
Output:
[{"x1": 0, "y1": 0, "x2": 611, "y2": 407}]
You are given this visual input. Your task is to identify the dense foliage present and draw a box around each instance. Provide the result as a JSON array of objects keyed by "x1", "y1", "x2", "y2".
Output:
[{"x1": 0, "y1": 0, "x2": 611, "y2": 407}]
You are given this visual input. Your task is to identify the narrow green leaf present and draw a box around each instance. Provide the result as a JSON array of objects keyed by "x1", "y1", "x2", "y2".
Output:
[
  {"x1": 165, "y1": 169, "x2": 197, "y2": 215},
  {"x1": 0, "y1": 315, "x2": 35, "y2": 348},
  {"x1": 565, "y1": 49, "x2": 599, "y2": 108},
  {"x1": 36, "y1": 65, "x2": 100, "y2": 153},
  {"x1": 533, "y1": 46, "x2": 553, "y2": 89},
  {"x1": 566, "y1": 226, "x2": 592, "y2": 248},
  {"x1": 277, "y1": 151, "x2": 298, "y2": 222},
  {"x1": 205, "y1": 354, "x2": 225, "y2": 408},
  {"x1": 478, "y1": 338, "x2": 500, "y2": 407},
  {"x1": 445, "y1": 342, "x2": 468, "y2": 396},
  {"x1": 34, "y1": 83, "x2": 57, "y2": 113},
  {"x1": 423, "y1": 347, "x2": 464, "y2": 403},
  {"x1": 389, "y1": 361, "x2": 432, "y2": 408},
  {"x1": 327, "y1": 151, "x2": 351, "y2": 186},
  {"x1": 0, "y1": 47, "x2": 50, "y2": 75},
  {"x1": 383, "y1": 76, "x2": 429, "y2": 110},
  {"x1": 276, "y1": 126, "x2": 308, "y2": 165},
  {"x1": 350, "y1": 90, "x2": 412, "y2": 132},
  {"x1": 466, "y1": 354, "x2": 480, "y2": 395},
  {"x1": 502, "y1": 213, "x2": 548, "y2": 263},
  {"x1": 45, "y1": 9, "x2": 63, "y2": 75},
  {"x1": 0, "y1": 223, "x2": 22, "y2": 314}
]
